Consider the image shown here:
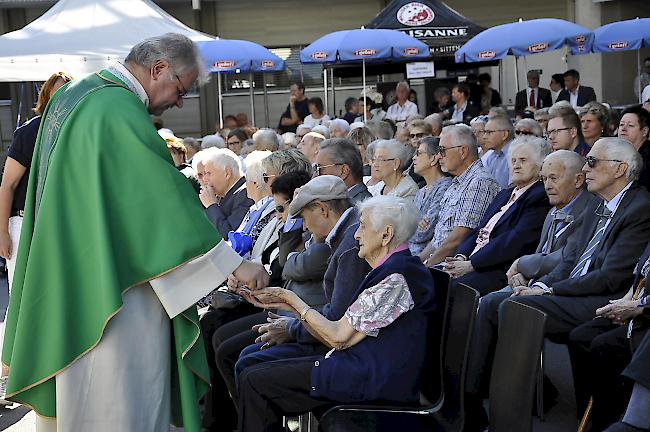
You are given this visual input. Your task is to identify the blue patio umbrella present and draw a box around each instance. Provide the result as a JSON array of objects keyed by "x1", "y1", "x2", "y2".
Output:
[
  {"x1": 301, "y1": 28, "x2": 429, "y2": 121},
  {"x1": 455, "y1": 18, "x2": 593, "y2": 92},
  {"x1": 592, "y1": 18, "x2": 650, "y2": 101},
  {"x1": 197, "y1": 38, "x2": 285, "y2": 128}
]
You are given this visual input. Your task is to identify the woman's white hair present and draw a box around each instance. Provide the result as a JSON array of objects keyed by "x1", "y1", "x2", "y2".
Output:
[
  {"x1": 357, "y1": 195, "x2": 419, "y2": 248},
  {"x1": 244, "y1": 150, "x2": 272, "y2": 184},
  {"x1": 508, "y1": 136, "x2": 552, "y2": 169},
  {"x1": 516, "y1": 118, "x2": 544, "y2": 137},
  {"x1": 599, "y1": 137, "x2": 643, "y2": 180},
  {"x1": 201, "y1": 134, "x2": 226, "y2": 150},
  {"x1": 374, "y1": 139, "x2": 414, "y2": 173},
  {"x1": 201, "y1": 148, "x2": 242, "y2": 177},
  {"x1": 329, "y1": 118, "x2": 351, "y2": 134}
]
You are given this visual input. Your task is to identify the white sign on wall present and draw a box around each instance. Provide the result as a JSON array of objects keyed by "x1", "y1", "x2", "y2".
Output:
[{"x1": 406, "y1": 61, "x2": 436, "y2": 79}]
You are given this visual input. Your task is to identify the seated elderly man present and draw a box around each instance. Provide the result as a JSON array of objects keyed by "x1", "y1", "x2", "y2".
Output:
[
  {"x1": 297, "y1": 131, "x2": 326, "y2": 164},
  {"x1": 329, "y1": 118, "x2": 351, "y2": 139},
  {"x1": 233, "y1": 175, "x2": 371, "y2": 381},
  {"x1": 196, "y1": 147, "x2": 253, "y2": 237},
  {"x1": 464, "y1": 138, "x2": 650, "y2": 432},
  {"x1": 237, "y1": 195, "x2": 435, "y2": 431},
  {"x1": 253, "y1": 128, "x2": 281, "y2": 152},
  {"x1": 421, "y1": 125, "x2": 501, "y2": 265},
  {"x1": 315, "y1": 138, "x2": 372, "y2": 204},
  {"x1": 443, "y1": 137, "x2": 552, "y2": 296},
  {"x1": 371, "y1": 139, "x2": 419, "y2": 200},
  {"x1": 515, "y1": 118, "x2": 544, "y2": 138},
  {"x1": 483, "y1": 114, "x2": 515, "y2": 188},
  {"x1": 425, "y1": 113, "x2": 444, "y2": 137}
]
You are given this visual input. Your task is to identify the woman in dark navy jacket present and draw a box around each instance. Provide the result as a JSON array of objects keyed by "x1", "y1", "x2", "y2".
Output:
[
  {"x1": 444, "y1": 137, "x2": 552, "y2": 296},
  {"x1": 238, "y1": 195, "x2": 435, "y2": 432}
]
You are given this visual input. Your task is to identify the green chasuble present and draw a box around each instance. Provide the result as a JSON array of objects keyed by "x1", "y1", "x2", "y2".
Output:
[{"x1": 1, "y1": 70, "x2": 220, "y2": 431}]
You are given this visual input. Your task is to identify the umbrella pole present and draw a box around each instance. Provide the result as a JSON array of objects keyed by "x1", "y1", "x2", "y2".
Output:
[
  {"x1": 263, "y1": 73, "x2": 270, "y2": 128},
  {"x1": 331, "y1": 68, "x2": 336, "y2": 118},
  {"x1": 249, "y1": 71, "x2": 256, "y2": 127},
  {"x1": 363, "y1": 59, "x2": 367, "y2": 123},
  {"x1": 638, "y1": 50, "x2": 642, "y2": 103},
  {"x1": 217, "y1": 72, "x2": 224, "y2": 130},
  {"x1": 323, "y1": 67, "x2": 329, "y2": 117},
  {"x1": 513, "y1": 56, "x2": 520, "y2": 94}
]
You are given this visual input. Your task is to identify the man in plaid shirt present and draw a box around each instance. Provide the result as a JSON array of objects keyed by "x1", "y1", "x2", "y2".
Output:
[{"x1": 421, "y1": 124, "x2": 501, "y2": 265}]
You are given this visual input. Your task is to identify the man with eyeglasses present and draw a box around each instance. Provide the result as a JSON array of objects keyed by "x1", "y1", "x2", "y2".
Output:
[
  {"x1": 314, "y1": 138, "x2": 371, "y2": 204},
  {"x1": 420, "y1": 124, "x2": 500, "y2": 266},
  {"x1": 1, "y1": 34, "x2": 270, "y2": 432},
  {"x1": 297, "y1": 132, "x2": 325, "y2": 164},
  {"x1": 547, "y1": 110, "x2": 590, "y2": 155},
  {"x1": 482, "y1": 115, "x2": 515, "y2": 188}
]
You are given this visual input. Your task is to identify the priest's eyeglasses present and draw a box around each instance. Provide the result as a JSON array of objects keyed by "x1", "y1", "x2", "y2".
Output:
[{"x1": 175, "y1": 74, "x2": 188, "y2": 98}]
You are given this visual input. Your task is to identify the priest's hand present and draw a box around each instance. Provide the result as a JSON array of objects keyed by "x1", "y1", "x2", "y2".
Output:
[
  {"x1": 0, "y1": 231, "x2": 11, "y2": 260},
  {"x1": 199, "y1": 185, "x2": 218, "y2": 208},
  {"x1": 252, "y1": 312, "x2": 293, "y2": 348},
  {"x1": 232, "y1": 260, "x2": 269, "y2": 290}
]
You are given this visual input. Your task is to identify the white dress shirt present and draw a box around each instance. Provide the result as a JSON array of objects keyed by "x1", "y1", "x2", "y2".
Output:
[
  {"x1": 569, "y1": 85, "x2": 581, "y2": 108},
  {"x1": 385, "y1": 100, "x2": 418, "y2": 124}
]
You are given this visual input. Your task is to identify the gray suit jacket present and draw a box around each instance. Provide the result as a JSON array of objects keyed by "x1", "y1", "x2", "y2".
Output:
[
  {"x1": 518, "y1": 190, "x2": 594, "y2": 279},
  {"x1": 282, "y1": 234, "x2": 331, "y2": 308},
  {"x1": 348, "y1": 182, "x2": 372, "y2": 204}
]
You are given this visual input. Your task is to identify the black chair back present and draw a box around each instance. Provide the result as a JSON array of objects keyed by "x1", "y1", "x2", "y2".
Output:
[
  {"x1": 419, "y1": 268, "x2": 451, "y2": 405},
  {"x1": 436, "y1": 283, "x2": 479, "y2": 431},
  {"x1": 489, "y1": 301, "x2": 547, "y2": 432}
]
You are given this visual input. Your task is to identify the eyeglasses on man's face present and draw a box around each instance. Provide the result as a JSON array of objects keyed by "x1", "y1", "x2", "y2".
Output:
[
  {"x1": 584, "y1": 156, "x2": 625, "y2": 168},
  {"x1": 547, "y1": 127, "x2": 571, "y2": 136},
  {"x1": 438, "y1": 145, "x2": 464, "y2": 157},
  {"x1": 262, "y1": 173, "x2": 276, "y2": 183},
  {"x1": 174, "y1": 74, "x2": 188, "y2": 98},
  {"x1": 314, "y1": 163, "x2": 343, "y2": 176}
]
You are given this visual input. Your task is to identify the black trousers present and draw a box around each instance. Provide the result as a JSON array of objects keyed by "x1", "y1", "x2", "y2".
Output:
[
  {"x1": 199, "y1": 303, "x2": 260, "y2": 430},
  {"x1": 569, "y1": 318, "x2": 633, "y2": 428},
  {"x1": 624, "y1": 328, "x2": 650, "y2": 388},
  {"x1": 452, "y1": 269, "x2": 508, "y2": 297},
  {"x1": 238, "y1": 356, "x2": 332, "y2": 432}
]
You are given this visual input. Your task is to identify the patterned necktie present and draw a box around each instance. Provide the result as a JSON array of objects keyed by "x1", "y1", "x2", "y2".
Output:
[
  {"x1": 570, "y1": 206, "x2": 612, "y2": 278},
  {"x1": 542, "y1": 210, "x2": 569, "y2": 254}
]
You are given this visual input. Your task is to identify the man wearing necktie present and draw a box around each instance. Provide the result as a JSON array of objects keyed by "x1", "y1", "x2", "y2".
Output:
[
  {"x1": 514, "y1": 70, "x2": 553, "y2": 117},
  {"x1": 464, "y1": 138, "x2": 650, "y2": 432}
]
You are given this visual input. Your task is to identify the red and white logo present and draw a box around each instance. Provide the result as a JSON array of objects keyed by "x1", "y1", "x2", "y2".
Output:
[
  {"x1": 354, "y1": 49, "x2": 377, "y2": 57},
  {"x1": 404, "y1": 47, "x2": 420, "y2": 56},
  {"x1": 397, "y1": 2, "x2": 435, "y2": 27},
  {"x1": 478, "y1": 51, "x2": 496, "y2": 59},
  {"x1": 214, "y1": 60, "x2": 235, "y2": 69},
  {"x1": 575, "y1": 35, "x2": 587, "y2": 44},
  {"x1": 528, "y1": 42, "x2": 549, "y2": 53},
  {"x1": 608, "y1": 41, "x2": 628, "y2": 50},
  {"x1": 310, "y1": 52, "x2": 328, "y2": 60},
  {"x1": 261, "y1": 60, "x2": 275, "y2": 68}
]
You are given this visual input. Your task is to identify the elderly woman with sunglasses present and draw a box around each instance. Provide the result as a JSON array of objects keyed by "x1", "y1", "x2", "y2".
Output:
[
  {"x1": 371, "y1": 139, "x2": 419, "y2": 201},
  {"x1": 238, "y1": 195, "x2": 435, "y2": 432},
  {"x1": 409, "y1": 137, "x2": 452, "y2": 256}
]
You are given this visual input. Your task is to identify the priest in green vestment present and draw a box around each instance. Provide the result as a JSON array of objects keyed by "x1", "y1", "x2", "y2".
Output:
[{"x1": 1, "y1": 33, "x2": 269, "y2": 432}]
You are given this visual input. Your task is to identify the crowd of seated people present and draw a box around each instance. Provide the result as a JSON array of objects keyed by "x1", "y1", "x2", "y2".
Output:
[{"x1": 138, "y1": 73, "x2": 650, "y2": 432}]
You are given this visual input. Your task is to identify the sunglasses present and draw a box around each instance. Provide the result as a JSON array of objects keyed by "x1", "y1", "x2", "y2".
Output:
[
  {"x1": 410, "y1": 132, "x2": 427, "y2": 139},
  {"x1": 262, "y1": 173, "x2": 276, "y2": 184},
  {"x1": 585, "y1": 156, "x2": 625, "y2": 168},
  {"x1": 228, "y1": 139, "x2": 241, "y2": 146},
  {"x1": 515, "y1": 130, "x2": 534, "y2": 136},
  {"x1": 275, "y1": 199, "x2": 292, "y2": 214},
  {"x1": 314, "y1": 163, "x2": 343, "y2": 176},
  {"x1": 438, "y1": 145, "x2": 464, "y2": 157}
]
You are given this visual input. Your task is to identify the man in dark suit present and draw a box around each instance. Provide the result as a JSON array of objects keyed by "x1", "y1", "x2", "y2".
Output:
[
  {"x1": 198, "y1": 148, "x2": 253, "y2": 237},
  {"x1": 556, "y1": 69, "x2": 597, "y2": 108},
  {"x1": 465, "y1": 138, "x2": 650, "y2": 432},
  {"x1": 444, "y1": 138, "x2": 552, "y2": 296},
  {"x1": 443, "y1": 82, "x2": 480, "y2": 125},
  {"x1": 515, "y1": 70, "x2": 553, "y2": 116},
  {"x1": 315, "y1": 138, "x2": 371, "y2": 204}
]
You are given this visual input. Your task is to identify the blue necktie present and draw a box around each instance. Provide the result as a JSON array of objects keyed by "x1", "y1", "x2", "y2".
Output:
[{"x1": 570, "y1": 206, "x2": 612, "y2": 278}]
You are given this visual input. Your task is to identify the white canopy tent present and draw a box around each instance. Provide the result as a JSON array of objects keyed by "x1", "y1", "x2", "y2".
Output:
[{"x1": 0, "y1": 0, "x2": 214, "y2": 82}]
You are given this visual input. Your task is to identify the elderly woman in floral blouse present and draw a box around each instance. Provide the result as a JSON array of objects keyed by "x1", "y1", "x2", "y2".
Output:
[{"x1": 238, "y1": 195, "x2": 436, "y2": 432}]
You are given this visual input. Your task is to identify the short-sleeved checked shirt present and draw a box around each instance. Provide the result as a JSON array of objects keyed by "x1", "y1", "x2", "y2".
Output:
[{"x1": 430, "y1": 160, "x2": 501, "y2": 249}]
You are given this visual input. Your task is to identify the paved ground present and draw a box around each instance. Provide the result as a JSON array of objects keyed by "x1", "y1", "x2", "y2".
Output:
[{"x1": 0, "y1": 273, "x2": 580, "y2": 431}]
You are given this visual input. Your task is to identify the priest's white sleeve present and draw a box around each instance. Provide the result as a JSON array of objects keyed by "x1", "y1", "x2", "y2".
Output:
[{"x1": 150, "y1": 241, "x2": 243, "y2": 319}]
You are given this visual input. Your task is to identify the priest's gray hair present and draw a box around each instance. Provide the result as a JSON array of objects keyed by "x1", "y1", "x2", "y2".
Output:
[
  {"x1": 201, "y1": 148, "x2": 243, "y2": 177},
  {"x1": 253, "y1": 128, "x2": 280, "y2": 152},
  {"x1": 440, "y1": 124, "x2": 479, "y2": 158},
  {"x1": 125, "y1": 33, "x2": 208, "y2": 84},
  {"x1": 374, "y1": 139, "x2": 414, "y2": 173},
  {"x1": 543, "y1": 150, "x2": 584, "y2": 177},
  {"x1": 244, "y1": 150, "x2": 272, "y2": 184},
  {"x1": 508, "y1": 136, "x2": 551, "y2": 169},
  {"x1": 598, "y1": 137, "x2": 643, "y2": 181},
  {"x1": 357, "y1": 195, "x2": 419, "y2": 248}
]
